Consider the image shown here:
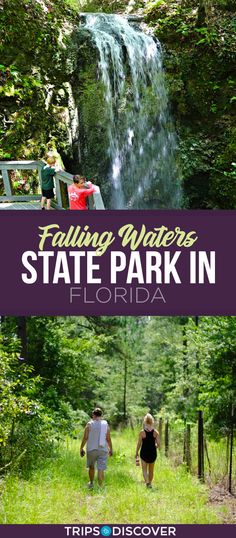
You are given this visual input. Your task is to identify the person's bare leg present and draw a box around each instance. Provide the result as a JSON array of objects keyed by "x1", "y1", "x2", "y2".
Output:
[
  {"x1": 148, "y1": 463, "x2": 155, "y2": 485},
  {"x1": 41, "y1": 196, "x2": 46, "y2": 209},
  {"x1": 46, "y1": 198, "x2": 51, "y2": 210},
  {"x1": 98, "y1": 470, "x2": 104, "y2": 486},
  {"x1": 89, "y1": 466, "x2": 95, "y2": 485},
  {"x1": 141, "y1": 459, "x2": 148, "y2": 484}
]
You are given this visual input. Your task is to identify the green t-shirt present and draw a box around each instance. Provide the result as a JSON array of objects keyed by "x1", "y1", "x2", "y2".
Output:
[{"x1": 41, "y1": 165, "x2": 56, "y2": 190}]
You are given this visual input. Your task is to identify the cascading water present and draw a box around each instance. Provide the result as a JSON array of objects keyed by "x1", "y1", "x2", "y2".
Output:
[{"x1": 81, "y1": 13, "x2": 181, "y2": 209}]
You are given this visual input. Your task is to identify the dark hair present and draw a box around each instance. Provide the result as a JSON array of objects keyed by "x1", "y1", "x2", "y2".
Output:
[
  {"x1": 73, "y1": 174, "x2": 85, "y2": 184},
  {"x1": 92, "y1": 407, "x2": 103, "y2": 417}
]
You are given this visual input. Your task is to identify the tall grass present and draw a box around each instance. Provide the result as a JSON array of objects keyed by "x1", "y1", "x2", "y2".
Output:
[
  {"x1": 0, "y1": 429, "x2": 231, "y2": 524},
  {"x1": 165, "y1": 421, "x2": 235, "y2": 488}
]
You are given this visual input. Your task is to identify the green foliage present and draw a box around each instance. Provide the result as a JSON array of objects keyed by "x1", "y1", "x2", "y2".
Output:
[
  {"x1": 9, "y1": 170, "x2": 39, "y2": 195},
  {"x1": 190, "y1": 317, "x2": 236, "y2": 436},
  {"x1": 0, "y1": 0, "x2": 77, "y2": 160},
  {"x1": 0, "y1": 316, "x2": 110, "y2": 473},
  {"x1": 0, "y1": 334, "x2": 53, "y2": 474},
  {"x1": 119, "y1": 316, "x2": 236, "y2": 439},
  {"x1": 224, "y1": 162, "x2": 236, "y2": 180},
  {"x1": 206, "y1": 126, "x2": 236, "y2": 208},
  {"x1": 144, "y1": 0, "x2": 236, "y2": 208}
]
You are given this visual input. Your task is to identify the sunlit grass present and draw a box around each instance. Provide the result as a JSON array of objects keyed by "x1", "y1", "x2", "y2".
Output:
[
  {"x1": 0, "y1": 431, "x2": 230, "y2": 524},
  {"x1": 166, "y1": 424, "x2": 235, "y2": 487}
]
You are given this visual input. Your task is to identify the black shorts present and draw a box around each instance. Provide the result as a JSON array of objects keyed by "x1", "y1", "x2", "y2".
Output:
[{"x1": 42, "y1": 188, "x2": 54, "y2": 199}]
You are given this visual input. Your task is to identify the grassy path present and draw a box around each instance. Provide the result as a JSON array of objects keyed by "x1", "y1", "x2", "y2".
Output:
[{"x1": 0, "y1": 430, "x2": 230, "y2": 524}]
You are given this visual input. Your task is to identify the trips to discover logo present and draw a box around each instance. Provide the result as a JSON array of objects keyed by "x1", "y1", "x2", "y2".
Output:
[{"x1": 64, "y1": 526, "x2": 177, "y2": 537}]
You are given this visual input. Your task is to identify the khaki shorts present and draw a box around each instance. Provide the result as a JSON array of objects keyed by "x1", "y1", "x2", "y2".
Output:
[{"x1": 86, "y1": 449, "x2": 108, "y2": 470}]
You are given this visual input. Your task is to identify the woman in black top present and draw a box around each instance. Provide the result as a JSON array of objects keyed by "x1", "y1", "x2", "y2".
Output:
[{"x1": 135, "y1": 414, "x2": 160, "y2": 488}]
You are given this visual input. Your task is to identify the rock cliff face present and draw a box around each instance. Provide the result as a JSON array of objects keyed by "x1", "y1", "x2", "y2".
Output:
[{"x1": 1, "y1": 0, "x2": 235, "y2": 208}]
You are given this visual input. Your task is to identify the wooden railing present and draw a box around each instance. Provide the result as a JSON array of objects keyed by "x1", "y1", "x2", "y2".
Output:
[{"x1": 0, "y1": 160, "x2": 105, "y2": 210}]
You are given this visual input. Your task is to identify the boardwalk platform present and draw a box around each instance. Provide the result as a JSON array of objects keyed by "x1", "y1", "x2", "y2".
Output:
[
  {"x1": 0, "y1": 160, "x2": 105, "y2": 210},
  {"x1": 0, "y1": 201, "x2": 41, "y2": 210}
]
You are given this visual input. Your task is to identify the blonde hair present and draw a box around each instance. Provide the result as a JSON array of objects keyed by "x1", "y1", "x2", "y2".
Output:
[
  {"x1": 143, "y1": 413, "x2": 155, "y2": 427},
  {"x1": 47, "y1": 156, "x2": 56, "y2": 165}
]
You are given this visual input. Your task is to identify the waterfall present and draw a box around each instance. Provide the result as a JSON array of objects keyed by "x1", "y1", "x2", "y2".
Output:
[{"x1": 81, "y1": 13, "x2": 181, "y2": 209}]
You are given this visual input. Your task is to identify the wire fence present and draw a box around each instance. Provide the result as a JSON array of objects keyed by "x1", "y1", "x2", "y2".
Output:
[{"x1": 158, "y1": 411, "x2": 235, "y2": 494}]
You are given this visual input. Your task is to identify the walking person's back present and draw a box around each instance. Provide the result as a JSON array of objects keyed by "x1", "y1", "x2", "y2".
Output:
[
  {"x1": 80, "y1": 408, "x2": 112, "y2": 488},
  {"x1": 86, "y1": 418, "x2": 109, "y2": 452},
  {"x1": 135, "y1": 413, "x2": 160, "y2": 488},
  {"x1": 140, "y1": 428, "x2": 157, "y2": 464}
]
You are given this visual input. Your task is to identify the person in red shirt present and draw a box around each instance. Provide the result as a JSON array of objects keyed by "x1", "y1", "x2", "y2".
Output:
[{"x1": 68, "y1": 175, "x2": 96, "y2": 210}]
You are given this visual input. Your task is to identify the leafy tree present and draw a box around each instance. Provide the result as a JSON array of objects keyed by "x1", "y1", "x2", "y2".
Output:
[{"x1": 0, "y1": 332, "x2": 46, "y2": 472}]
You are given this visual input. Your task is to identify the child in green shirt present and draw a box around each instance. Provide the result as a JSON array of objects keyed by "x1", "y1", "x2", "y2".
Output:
[{"x1": 40, "y1": 156, "x2": 57, "y2": 210}]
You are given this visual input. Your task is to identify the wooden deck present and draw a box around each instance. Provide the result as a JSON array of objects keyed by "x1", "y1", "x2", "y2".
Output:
[
  {"x1": 0, "y1": 200, "x2": 42, "y2": 210},
  {"x1": 0, "y1": 160, "x2": 105, "y2": 210}
]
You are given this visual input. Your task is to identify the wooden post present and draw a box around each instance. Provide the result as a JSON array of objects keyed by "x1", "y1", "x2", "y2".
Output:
[
  {"x1": 183, "y1": 417, "x2": 186, "y2": 463},
  {"x1": 59, "y1": 180, "x2": 69, "y2": 209},
  {"x1": 123, "y1": 356, "x2": 127, "y2": 424},
  {"x1": 198, "y1": 410, "x2": 204, "y2": 481},
  {"x1": 165, "y1": 419, "x2": 169, "y2": 457},
  {"x1": 159, "y1": 417, "x2": 163, "y2": 449},
  {"x1": 92, "y1": 188, "x2": 105, "y2": 210},
  {"x1": 1, "y1": 168, "x2": 13, "y2": 196},
  {"x1": 187, "y1": 424, "x2": 191, "y2": 471},
  {"x1": 204, "y1": 438, "x2": 211, "y2": 477},
  {"x1": 55, "y1": 177, "x2": 63, "y2": 208},
  {"x1": 226, "y1": 432, "x2": 230, "y2": 474},
  {"x1": 229, "y1": 404, "x2": 234, "y2": 494},
  {"x1": 184, "y1": 423, "x2": 191, "y2": 471}
]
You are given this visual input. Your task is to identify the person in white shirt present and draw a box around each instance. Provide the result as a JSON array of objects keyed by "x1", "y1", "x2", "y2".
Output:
[{"x1": 80, "y1": 407, "x2": 113, "y2": 488}]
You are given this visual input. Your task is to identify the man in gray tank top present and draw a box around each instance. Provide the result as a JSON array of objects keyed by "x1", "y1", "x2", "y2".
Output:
[{"x1": 80, "y1": 408, "x2": 113, "y2": 488}]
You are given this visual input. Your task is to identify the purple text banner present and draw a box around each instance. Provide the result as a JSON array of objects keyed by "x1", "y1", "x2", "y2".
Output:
[
  {"x1": 0, "y1": 210, "x2": 235, "y2": 316},
  {"x1": 0, "y1": 525, "x2": 235, "y2": 538}
]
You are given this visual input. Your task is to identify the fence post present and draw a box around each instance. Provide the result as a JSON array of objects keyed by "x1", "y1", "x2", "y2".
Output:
[
  {"x1": 1, "y1": 168, "x2": 13, "y2": 196},
  {"x1": 184, "y1": 423, "x2": 191, "y2": 471},
  {"x1": 229, "y1": 404, "x2": 234, "y2": 494},
  {"x1": 198, "y1": 410, "x2": 204, "y2": 481},
  {"x1": 159, "y1": 417, "x2": 163, "y2": 449},
  {"x1": 59, "y1": 180, "x2": 69, "y2": 209},
  {"x1": 165, "y1": 419, "x2": 169, "y2": 457},
  {"x1": 183, "y1": 417, "x2": 186, "y2": 464},
  {"x1": 204, "y1": 438, "x2": 211, "y2": 477},
  {"x1": 55, "y1": 177, "x2": 63, "y2": 208},
  {"x1": 226, "y1": 432, "x2": 230, "y2": 473},
  {"x1": 187, "y1": 424, "x2": 191, "y2": 471}
]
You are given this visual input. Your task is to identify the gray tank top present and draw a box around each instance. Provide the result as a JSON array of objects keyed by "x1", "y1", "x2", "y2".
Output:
[{"x1": 87, "y1": 420, "x2": 108, "y2": 452}]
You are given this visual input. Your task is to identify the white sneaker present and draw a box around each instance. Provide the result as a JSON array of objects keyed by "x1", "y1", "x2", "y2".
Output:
[{"x1": 87, "y1": 482, "x2": 94, "y2": 489}]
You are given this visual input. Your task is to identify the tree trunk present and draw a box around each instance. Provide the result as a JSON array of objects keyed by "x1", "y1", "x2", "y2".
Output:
[
  {"x1": 197, "y1": 0, "x2": 207, "y2": 26},
  {"x1": 123, "y1": 356, "x2": 127, "y2": 423}
]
